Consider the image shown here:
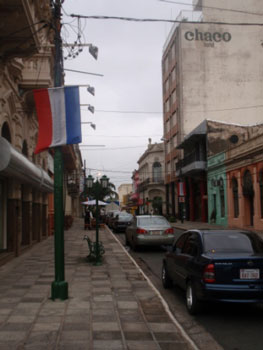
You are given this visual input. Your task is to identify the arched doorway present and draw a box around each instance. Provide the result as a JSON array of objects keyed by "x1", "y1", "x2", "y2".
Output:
[
  {"x1": 1, "y1": 122, "x2": 12, "y2": 142},
  {"x1": 152, "y1": 196, "x2": 163, "y2": 215},
  {"x1": 242, "y1": 170, "x2": 254, "y2": 226}
]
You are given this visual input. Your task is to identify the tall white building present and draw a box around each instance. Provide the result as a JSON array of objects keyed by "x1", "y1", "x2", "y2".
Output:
[{"x1": 162, "y1": 0, "x2": 263, "y2": 216}]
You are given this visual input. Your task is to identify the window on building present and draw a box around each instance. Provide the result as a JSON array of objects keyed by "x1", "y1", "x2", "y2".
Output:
[
  {"x1": 165, "y1": 120, "x2": 170, "y2": 134},
  {"x1": 260, "y1": 171, "x2": 263, "y2": 218},
  {"x1": 242, "y1": 170, "x2": 254, "y2": 197},
  {"x1": 171, "y1": 112, "x2": 177, "y2": 127},
  {"x1": 172, "y1": 135, "x2": 177, "y2": 149},
  {"x1": 167, "y1": 161, "x2": 171, "y2": 175},
  {"x1": 165, "y1": 99, "x2": 170, "y2": 113},
  {"x1": 171, "y1": 68, "x2": 176, "y2": 83},
  {"x1": 171, "y1": 89, "x2": 176, "y2": 105},
  {"x1": 164, "y1": 79, "x2": 169, "y2": 94},
  {"x1": 167, "y1": 140, "x2": 171, "y2": 154},
  {"x1": 1, "y1": 122, "x2": 11, "y2": 143},
  {"x1": 232, "y1": 177, "x2": 239, "y2": 218},
  {"x1": 170, "y1": 42, "x2": 175, "y2": 62},
  {"x1": 219, "y1": 179, "x2": 225, "y2": 217},
  {"x1": 153, "y1": 162, "x2": 162, "y2": 182},
  {"x1": 22, "y1": 140, "x2": 28, "y2": 157},
  {"x1": 164, "y1": 56, "x2": 169, "y2": 73}
]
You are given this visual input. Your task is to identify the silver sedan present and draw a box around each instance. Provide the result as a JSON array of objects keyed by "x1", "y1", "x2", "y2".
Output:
[{"x1": 125, "y1": 215, "x2": 175, "y2": 250}]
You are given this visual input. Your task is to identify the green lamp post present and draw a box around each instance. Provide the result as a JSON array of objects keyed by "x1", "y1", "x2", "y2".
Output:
[{"x1": 86, "y1": 174, "x2": 109, "y2": 265}]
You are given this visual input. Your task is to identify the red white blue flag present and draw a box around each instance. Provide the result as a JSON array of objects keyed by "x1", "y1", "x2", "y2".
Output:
[{"x1": 33, "y1": 86, "x2": 82, "y2": 154}]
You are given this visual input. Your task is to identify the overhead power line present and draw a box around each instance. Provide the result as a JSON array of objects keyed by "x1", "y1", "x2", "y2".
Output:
[
  {"x1": 64, "y1": 68, "x2": 104, "y2": 77},
  {"x1": 95, "y1": 110, "x2": 162, "y2": 114},
  {"x1": 81, "y1": 145, "x2": 146, "y2": 151},
  {"x1": 70, "y1": 14, "x2": 263, "y2": 26}
]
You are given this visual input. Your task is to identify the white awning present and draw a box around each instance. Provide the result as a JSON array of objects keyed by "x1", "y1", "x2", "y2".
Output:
[{"x1": 0, "y1": 137, "x2": 53, "y2": 193}]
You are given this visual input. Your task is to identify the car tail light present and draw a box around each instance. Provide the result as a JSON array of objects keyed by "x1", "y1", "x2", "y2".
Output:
[
  {"x1": 203, "y1": 264, "x2": 215, "y2": 283},
  {"x1": 164, "y1": 228, "x2": 174, "y2": 234},
  {"x1": 136, "y1": 228, "x2": 147, "y2": 234}
]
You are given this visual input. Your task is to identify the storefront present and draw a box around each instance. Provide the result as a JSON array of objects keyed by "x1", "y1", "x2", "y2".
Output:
[{"x1": 0, "y1": 137, "x2": 53, "y2": 260}]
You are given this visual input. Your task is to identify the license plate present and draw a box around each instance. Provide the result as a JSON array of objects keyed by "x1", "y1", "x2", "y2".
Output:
[
  {"x1": 240, "y1": 269, "x2": 260, "y2": 279},
  {"x1": 150, "y1": 230, "x2": 161, "y2": 235}
]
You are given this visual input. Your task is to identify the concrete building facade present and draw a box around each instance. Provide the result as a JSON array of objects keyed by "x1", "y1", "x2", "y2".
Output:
[
  {"x1": 0, "y1": 1, "x2": 83, "y2": 264},
  {"x1": 137, "y1": 140, "x2": 166, "y2": 215},
  {"x1": 162, "y1": 0, "x2": 263, "y2": 219},
  {"x1": 118, "y1": 183, "x2": 133, "y2": 208}
]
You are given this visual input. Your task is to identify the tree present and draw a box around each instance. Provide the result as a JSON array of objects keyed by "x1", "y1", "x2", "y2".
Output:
[{"x1": 87, "y1": 181, "x2": 119, "y2": 202}]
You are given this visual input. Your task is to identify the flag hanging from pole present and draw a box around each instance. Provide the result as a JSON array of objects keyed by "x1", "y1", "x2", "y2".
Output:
[{"x1": 33, "y1": 86, "x2": 82, "y2": 154}]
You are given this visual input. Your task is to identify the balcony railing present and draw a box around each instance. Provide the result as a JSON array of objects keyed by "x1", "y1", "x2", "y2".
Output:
[
  {"x1": 176, "y1": 152, "x2": 206, "y2": 176},
  {"x1": 138, "y1": 177, "x2": 164, "y2": 191}
]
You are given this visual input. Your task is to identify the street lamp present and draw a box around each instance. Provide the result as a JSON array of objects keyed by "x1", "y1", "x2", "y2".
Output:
[
  {"x1": 82, "y1": 122, "x2": 96, "y2": 130},
  {"x1": 87, "y1": 85, "x2": 95, "y2": 96},
  {"x1": 86, "y1": 174, "x2": 109, "y2": 265},
  {"x1": 87, "y1": 105, "x2": 95, "y2": 114}
]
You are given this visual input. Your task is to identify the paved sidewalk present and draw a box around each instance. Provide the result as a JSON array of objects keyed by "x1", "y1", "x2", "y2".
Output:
[{"x1": 0, "y1": 218, "x2": 196, "y2": 350}]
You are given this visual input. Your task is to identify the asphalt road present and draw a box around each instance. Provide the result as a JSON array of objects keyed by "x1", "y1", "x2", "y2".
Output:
[{"x1": 114, "y1": 229, "x2": 263, "y2": 350}]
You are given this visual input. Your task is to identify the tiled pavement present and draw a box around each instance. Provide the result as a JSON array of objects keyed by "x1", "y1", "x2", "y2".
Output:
[{"x1": 0, "y1": 218, "x2": 196, "y2": 350}]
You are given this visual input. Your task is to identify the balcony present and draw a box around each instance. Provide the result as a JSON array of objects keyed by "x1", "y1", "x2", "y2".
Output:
[
  {"x1": 20, "y1": 54, "x2": 53, "y2": 90},
  {"x1": 0, "y1": 1, "x2": 51, "y2": 58},
  {"x1": 176, "y1": 152, "x2": 206, "y2": 177},
  {"x1": 138, "y1": 177, "x2": 164, "y2": 192}
]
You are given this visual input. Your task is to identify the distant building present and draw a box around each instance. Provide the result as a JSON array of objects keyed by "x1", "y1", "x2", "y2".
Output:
[
  {"x1": 162, "y1": 0, "x2": 263, "y2": 217},
  {"x1": 118, "y1": 184, "x2": 133, "y2": 208},
  {"x1": 137, "y1": 139, "x2": 166, "y2": 215},
  {"x1": 177, "y1": 118, "x2": 263, "y2": 232}
]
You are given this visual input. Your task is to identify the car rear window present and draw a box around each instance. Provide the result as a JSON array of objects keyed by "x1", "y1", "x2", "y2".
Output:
[
  {"x1": 138, "y1": 217, "x2": 170, "y2": 227},
  {"x1": 203, "y1": 232, "x2": 263, "y2": 254},
  {"x1": 119, "y1": 213, "x2": 133, "y2": 219}
]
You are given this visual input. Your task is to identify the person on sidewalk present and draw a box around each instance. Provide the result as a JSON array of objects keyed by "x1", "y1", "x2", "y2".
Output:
[{"x1": 84, "y1": 207, "x2": 92, "y2": 229}]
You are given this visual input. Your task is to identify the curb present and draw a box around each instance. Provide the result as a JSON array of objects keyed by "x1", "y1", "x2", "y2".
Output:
[{"x1": 105, "y1": 225, "x2": 200, "y2": 350}]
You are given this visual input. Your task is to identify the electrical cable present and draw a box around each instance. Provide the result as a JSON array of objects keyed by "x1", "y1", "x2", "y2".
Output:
[
  {"x1": 70, "y1": 14, "x2": 263, "y2": 26},
  {"x1": 84, "y1": 166, "x2": 263, "y2": 182},
  {"x1": 64, "y1": 68, "x2": 104, "y2": 77},
  {"x1": 2, "y1": 20, "x2": 48, "y2": 40}
]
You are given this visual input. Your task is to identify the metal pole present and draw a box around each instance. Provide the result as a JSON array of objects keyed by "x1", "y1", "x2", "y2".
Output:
[
  {"x1": 95, "y1": 181, "x2": 101, "y2": 265},
  {"x1": 51, "y1": 0, "x2": 68, "y2": 300}
]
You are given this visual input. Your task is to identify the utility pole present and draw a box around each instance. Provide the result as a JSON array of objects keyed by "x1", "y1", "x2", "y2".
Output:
[{"x1": 51, "y1": 0, "x2": 68, "y2": 300}]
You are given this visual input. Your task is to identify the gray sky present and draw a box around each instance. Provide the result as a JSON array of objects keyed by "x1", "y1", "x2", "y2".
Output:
[{"x1": 62, "y1": 0, "x2": 191, "y2": 189}]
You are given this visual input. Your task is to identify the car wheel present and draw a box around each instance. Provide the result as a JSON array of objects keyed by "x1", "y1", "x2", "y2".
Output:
[
  {"x1": 186, "y1": 281, "x2": 201, "y2": 315},
  {"x1": 162, "y1": 263, "x2": 173, "y2": 289}
]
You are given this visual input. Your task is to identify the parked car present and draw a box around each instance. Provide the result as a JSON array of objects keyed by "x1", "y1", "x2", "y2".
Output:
[
  {"x1": 125, "y1": 215, "x2": 174, "y2": 250},
  {"x1": 112, "y1": 212, "x2": 133, "y2": 233},
  {"x1": 162, "y1": 229, "x2": 263, "y2": 315},
  {"x1": 107, "y1": 210, "x2": 121, "y2": 229}
]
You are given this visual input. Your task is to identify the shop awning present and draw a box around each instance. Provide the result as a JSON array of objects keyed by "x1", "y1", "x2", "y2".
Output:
[{"x1": 0, "y1": 137, "x2": 53, "y2": 193}]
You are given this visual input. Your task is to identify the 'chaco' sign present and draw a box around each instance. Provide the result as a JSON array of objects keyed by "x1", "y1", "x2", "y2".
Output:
[{"x1": 185, "y1": 29, "x2": 232, "y2": 43}]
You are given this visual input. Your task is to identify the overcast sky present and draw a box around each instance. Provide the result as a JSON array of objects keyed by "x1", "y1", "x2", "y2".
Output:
[{"x1": 62, "y1": 0, "x2": 191, "y2": 189}]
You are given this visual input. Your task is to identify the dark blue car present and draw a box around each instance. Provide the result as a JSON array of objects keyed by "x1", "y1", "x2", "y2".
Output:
[{"x1": 162, "y1": 229, "x2": 263, "y2": 314}]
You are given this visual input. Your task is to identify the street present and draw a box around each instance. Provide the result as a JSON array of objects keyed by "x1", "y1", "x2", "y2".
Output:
[{"x1": 114, "y1": 229, "x2": 263, "y2": 350}]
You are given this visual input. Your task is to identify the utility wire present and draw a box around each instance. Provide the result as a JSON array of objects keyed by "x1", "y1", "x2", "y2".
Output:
[
  {"x1": 64, "y1": 68, "x2": 104, "y2": 77},
  {"x1": 2, "y1": 20, "x2": 48, "y2": 40},
  {"x1": 80, "y1": 145, "x2": 146, "y2": 151},
  {"x1": 95, "y1": 110, "x2": 162, "y2": 114},
  {"x1": 70, "y1": 14, "x2": 263, "y2": 26}
]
